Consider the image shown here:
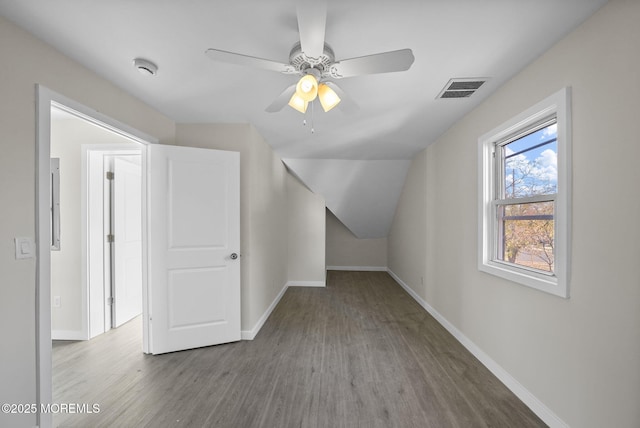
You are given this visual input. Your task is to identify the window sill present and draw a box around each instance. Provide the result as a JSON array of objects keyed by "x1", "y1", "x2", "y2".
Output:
[{"x1": 479, "y1": 260, "x2": 568, "y2": 298}]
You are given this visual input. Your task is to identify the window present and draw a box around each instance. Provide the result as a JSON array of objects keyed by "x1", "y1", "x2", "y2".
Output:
[{"x1": 478, "y1": 88, "x2": 571, "y2": 297}]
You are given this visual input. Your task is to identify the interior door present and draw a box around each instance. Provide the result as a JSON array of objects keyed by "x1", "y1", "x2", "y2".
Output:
[
  {"x1": 148, "y1": 144, "x2": 240, "y2": 354},
  {"x1": 112, "y1": 155, "x2": 143, "y2": 327}
]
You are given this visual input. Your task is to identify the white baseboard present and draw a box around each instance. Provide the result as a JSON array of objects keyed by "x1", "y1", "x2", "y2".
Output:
[
  {"x1": 386, "y1": 269, "x2": 568, "y2": 428},
  {"x1": 52, "y1": 329, "x2": 85, "y2": 341},
  {"x1": 241, "y1": 282, "x2": 289, "y2": 340},
  {"x1": 327, "y1": 265, "x2": 388, "y2": 271},
  {"x1": 286, "y1": 280, "x2": 326, "y2": 287}
]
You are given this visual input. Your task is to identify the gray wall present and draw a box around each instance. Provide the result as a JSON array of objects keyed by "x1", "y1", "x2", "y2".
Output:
[
  {"x1": 388, "y1": 1, "x2": 640, "y2": 427},
  {"x1": 326, "y1": 210, "x2": 387, "y2": 270},
  {"x1": 287, "y1": 174, "x2": 326, "y2": 285}
]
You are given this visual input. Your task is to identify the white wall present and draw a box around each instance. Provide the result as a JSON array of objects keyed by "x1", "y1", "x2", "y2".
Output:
[
  {"x1": 50, "y1": 115, "x2": 139, "y2": 337},
  {"x1": 287, "y1": 175, "x2": 326, "y2": 285},
  {"x1": 326, "y1": 209, "x2": 387, "y2": 270},
  {"x1": 0, "y1": 14, "x2": 175, "y2": 428},
  {"x1": 388, "y1": 1, "x2": 640, "y2": 427}
]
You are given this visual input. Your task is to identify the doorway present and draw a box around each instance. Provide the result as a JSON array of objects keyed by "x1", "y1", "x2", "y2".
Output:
[
  {"x1": 36, "y1": 87, "x2": 156, "y2": 428},
  {"x1": 86, "y1": 149, "x2": 143, "y2": 337},
  {"x1": 105, "y1": 153, "x2": 143, "y2": 329},
  {"x1": 50, "y1": 107, "x2": 143, "y2": 340}
]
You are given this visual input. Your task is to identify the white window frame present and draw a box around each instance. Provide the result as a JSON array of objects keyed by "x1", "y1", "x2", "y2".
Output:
[{"x1": 478, "y1": 87, "x2": 571, "y2": 298}]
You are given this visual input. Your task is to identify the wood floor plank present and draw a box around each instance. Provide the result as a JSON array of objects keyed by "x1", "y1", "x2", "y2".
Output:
[{"x1": 53, "y1": 271, "x2": 546, "y2": 427}]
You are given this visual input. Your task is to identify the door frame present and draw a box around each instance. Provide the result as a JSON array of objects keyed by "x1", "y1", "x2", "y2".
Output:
[
  {"x1": 36, "y1": 85, "x2": 157, "y2": 428},
  {"x1": 84, "y1": 147, "x2": 142, "y2": 338}
]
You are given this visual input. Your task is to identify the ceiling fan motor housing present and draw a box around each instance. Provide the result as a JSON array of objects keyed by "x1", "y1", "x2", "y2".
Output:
[{"x1": 289, "y1": 42, "x2": 335, "y2": 77}]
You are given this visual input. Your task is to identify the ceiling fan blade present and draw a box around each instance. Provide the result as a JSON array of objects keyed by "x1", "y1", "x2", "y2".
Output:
[
  {"x1": 330, "y1": 49, "x2": 415, "y2": 78},
  {"x1": 296, "y1": 0, "x2": 326, "y2": 59},
  {"x1": 323, "y1": 82, "x2": 359, "y2": 114},
  {"x1": 205, "y1": 48, "x2": 295, "y2": 74},
  {"x1": 265, "y1": 84, "x2": 297, "y2": 112}
]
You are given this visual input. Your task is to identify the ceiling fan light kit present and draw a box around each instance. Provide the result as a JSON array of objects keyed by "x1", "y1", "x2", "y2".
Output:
[
  {"x1": 205, "y1": 0, "x2": 414, "y2": 117},
  {"x1": 287, "y1": 79, "x2": 340, "y2": 114},
  {"x1": 287, "y1": 67, "x2": 341, "y2": 114}
]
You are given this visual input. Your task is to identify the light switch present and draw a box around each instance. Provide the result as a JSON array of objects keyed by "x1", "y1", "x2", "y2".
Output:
[{"x1": 15, "y1": 237, "x2": 34, "y2": 260}]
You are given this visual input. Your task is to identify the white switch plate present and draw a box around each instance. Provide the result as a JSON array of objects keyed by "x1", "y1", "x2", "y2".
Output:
[
  {"x1": 53, "y1": 296, "x2": 61, "y2": 308},
  {"x1": 15, "y1": 237, "x2": 34, "y2": 259}
]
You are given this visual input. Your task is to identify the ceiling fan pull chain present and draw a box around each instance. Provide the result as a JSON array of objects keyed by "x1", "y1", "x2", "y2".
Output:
[{"x1": 311, "y1": 101, "x2": 315, "y2": 134}]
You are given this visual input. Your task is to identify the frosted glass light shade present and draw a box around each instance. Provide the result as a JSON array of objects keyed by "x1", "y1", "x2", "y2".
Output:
[
  {"x1": 318, "y1": 84, "x2": 341, "y2": 112},
  {"x1": 288, "y1": 93, "x2": 308, "y2": 113},
  {"x1": 295, "y1": 74, "x2": 318, "y2": 102}
]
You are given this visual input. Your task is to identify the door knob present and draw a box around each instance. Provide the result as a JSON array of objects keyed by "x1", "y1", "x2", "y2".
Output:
[{"x1": 230, "y1": 253, "x2": 238, "y2": 260}]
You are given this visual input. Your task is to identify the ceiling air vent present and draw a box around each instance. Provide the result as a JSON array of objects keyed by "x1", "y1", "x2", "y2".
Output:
[{"x1": 437, "y1": 78, "x2": 488, "y2": 99}]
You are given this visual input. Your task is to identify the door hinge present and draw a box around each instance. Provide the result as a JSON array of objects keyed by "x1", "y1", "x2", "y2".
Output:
[
  {"x1": 106, "y1": 171, "x2": 114, "y2": 180},
  {"x1": 107, "y1": 234, "x2": 115, "y2": 243},
  {"x1": 107, "y1": 297, "x2": 114, "y2": 306}
]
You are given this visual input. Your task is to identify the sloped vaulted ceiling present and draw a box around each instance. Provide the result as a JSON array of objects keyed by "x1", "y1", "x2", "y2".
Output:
[{"x1": 284, "y1": 159, "x2": 411, "y2": 238}]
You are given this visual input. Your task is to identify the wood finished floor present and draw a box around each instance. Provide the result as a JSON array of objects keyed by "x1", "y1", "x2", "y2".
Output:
[{"x1": 53, "y1": 271, "x2": 546, "y2": 428}]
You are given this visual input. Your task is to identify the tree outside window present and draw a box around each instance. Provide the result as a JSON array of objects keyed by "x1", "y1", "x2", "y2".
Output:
[{"x1": 496, "y1": 121, "x2": 557, "y2": 274}]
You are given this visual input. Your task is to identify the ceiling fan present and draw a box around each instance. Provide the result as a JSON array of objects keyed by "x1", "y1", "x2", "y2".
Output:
[{"x1": 205, "y1": 0, "x2": 415, "y2": 114}]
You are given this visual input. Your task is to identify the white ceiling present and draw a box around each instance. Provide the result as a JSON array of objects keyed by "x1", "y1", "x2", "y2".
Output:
[{"x1": 0, "y1": 0, "x2": 608, "y2": 238}]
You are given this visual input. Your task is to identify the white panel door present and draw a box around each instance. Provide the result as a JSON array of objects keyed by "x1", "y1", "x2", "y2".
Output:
[
  {"x1": 148, "y1": 144, "x2": 240, "y2": 354},
  {"x1": 112, "y1": 155, "x2": 143, "y2": 327}
]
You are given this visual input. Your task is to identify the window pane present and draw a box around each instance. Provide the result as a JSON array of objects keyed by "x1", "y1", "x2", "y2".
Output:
[
  {"x1": 498, "y1": 201, "x2": 554, "y2": 273},
  {"x1": 502, "y1": 123, "x2": 557, "y2": 199}
]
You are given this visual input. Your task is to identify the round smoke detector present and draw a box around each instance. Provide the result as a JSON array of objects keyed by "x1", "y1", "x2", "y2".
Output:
[{"x1": 133, "y1": 58, "x2": 158, "y2": 76}]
